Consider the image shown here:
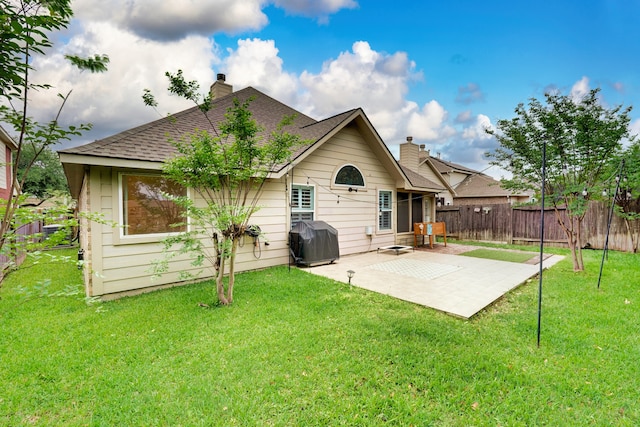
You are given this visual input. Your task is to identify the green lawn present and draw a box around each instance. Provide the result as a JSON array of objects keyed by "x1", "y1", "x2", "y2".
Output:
[
  {"x1": 459, "y1": 248, "x2": 537, "y2": 263},
  {"x1": 1, "y1": 247, "x2": 639, "y2": 426}
]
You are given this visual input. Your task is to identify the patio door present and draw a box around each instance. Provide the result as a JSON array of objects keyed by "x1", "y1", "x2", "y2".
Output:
[
  {"x1": 398, "y1": 192, "x2": 425, "y2": 231},
  {"x1": 412, "y1": 194, "x2": 423, "y2": 225}
]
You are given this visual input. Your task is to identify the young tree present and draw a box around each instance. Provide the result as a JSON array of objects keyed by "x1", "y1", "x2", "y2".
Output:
[
  {"x1": 611, "y1": 141, "x2": 640, "y2": 253},
  {"x1": 0, "y1": 0, "x2": 108, "y2": 275},
  {"x1": 487, "y1": 89, "x2": 633, "y2": 271},
  {"x1": 146, "y1": 71, "x2": 307, "y2": 305},
  {"x1": 15, "y1": 143, "x2": 68, "y2": 198}
]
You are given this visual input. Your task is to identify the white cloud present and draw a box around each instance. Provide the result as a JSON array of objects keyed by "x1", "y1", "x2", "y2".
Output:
[
  {"x1": 455, "y1": 110, "x2": 473, "y2": 124},
  {"x1": 71, "y1": 0, "x2": 358, "y2": 40},
  {"x1": 461, "y1": 114, "x2": 493, "y2": 141},
  {"x1": 406, "y1": 100, "x2": 456, "y2": 141},
  {"x1": 72, "y1": 0, "x2": 269, "y2": 40},
  {"x1": 273, "y1": 0, "x2": 358, "y2": 17},
  {"x1": 28, "y1": 21, "x2": 219, "y2": 145},
  {"x1": 295, "y1": 41, "x2": 470, "y2": 149},
  {"x1": 223, "y1": 39, "x2": 299, "y2": 105},
  {"x1": 570, "y1": 76, "x2": 590, "y2": 102},
  {"x1": 298, "y1": 42, "x2": 416, "y2": 116}
]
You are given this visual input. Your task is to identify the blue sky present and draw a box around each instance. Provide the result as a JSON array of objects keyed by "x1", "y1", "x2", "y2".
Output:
[{"x1": 29, "y1": 0, "x2": 640, "y2": 178}]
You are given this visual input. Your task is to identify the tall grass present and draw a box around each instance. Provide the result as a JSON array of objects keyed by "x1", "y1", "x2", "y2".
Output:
[{"x1": 0, "y1": 247, "x2": 638, "y2": 425}]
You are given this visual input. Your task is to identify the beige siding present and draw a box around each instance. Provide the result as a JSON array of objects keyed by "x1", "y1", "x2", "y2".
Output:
[
  {"x1": 84, "y1": 165, "x2": 291, "y2": 296},
  {"x1": 79, "y1": 171, "x2": 92, "y2": 295},
  {"x1": 84, "y1": 123, "x2": 402, "y2": 297},
  {"x1": 292, "y1": 124, "x2": 396, "y2": 254}
]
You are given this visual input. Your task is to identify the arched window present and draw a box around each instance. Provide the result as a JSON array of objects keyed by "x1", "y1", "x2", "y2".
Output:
[{"x1": 334, "y1": 165, "x2": 365, "y2": 187}]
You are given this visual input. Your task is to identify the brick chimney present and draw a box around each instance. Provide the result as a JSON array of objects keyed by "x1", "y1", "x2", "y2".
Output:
[
  {"x1": 399, "y1": 136, "x2": 420, "y2": 171},
  {"x1": 210, "y1": 73, "x2": 233, "y2": 99}
]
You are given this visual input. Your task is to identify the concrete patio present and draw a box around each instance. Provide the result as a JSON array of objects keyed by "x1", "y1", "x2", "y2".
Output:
[{"x1": 302, "y1": 244, "x2": 564, "y2": 319}]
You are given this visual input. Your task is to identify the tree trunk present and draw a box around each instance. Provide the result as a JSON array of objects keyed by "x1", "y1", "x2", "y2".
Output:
[
  {"x1": 575, "y1": 217, "x2": 584, "y2": 271},
  {"x1": 553, "y1": 206, "x2": 584, "y2": 271},
  {"x1": 216, "y1": 254, "x2": 229, "y2": 305},
  {"x1": 226, "y1": 237, "x2": 239, "y2": 304},
  {"x1": 623, "y1": 218, "x2": 639, "y2": 253}
]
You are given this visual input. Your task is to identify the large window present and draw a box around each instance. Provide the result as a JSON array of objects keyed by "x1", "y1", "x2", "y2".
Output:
[
  {"x1": 378, "y1": 190, "x2": 392, "y2": 231},
  {"x1": 121, "y1": 174, "x2": 187, "y2": 236},
  {"x1": 291, "y1": 184, "x2": 314, "y2": 225},
  {"x1": 334, "y1": 165, "x2": 365, "y2": 188}
]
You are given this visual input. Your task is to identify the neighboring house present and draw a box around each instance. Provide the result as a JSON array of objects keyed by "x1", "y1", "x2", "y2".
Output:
[
  {"x1": 398, "y1": 137, "x2": 531, "y2": 206},
  {"x1": 59, "y1": 76, "x2": 444, "y2": 298},
  {"x1": 0, "y1": 126, "x2": 18, "y2": 200}
]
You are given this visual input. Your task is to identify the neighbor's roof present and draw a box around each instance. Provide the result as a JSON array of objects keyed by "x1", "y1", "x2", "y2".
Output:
[
  {"x1": 428, "y1": 156, "x2": 479, "y2": 175},
  {"x1": 400, "y1": 165, "x2": 445, "y2": 192},
  {"x1": 0, "y1": 126, "x2": 18, "y2": 151},
  {"x1": 453, "y1": 173, "x2": 529, "y2": 198}
]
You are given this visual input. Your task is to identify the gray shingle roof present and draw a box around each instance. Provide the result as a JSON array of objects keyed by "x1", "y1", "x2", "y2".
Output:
[
  {"x1": 59, "y1": 86, "x2": 322, "y2": 165},
  {"x1": 429, "y1": 156, "x2": 479, "y2": 175},
  {"x1": 400, "y1": 165, "x2": 445, "y2": 191},
  {"x1": 60, "y1": 85, "x2": 440, "y2": 195},
  {"x1": 453, "y1": 173, "x2": 529, "y2": 198}
]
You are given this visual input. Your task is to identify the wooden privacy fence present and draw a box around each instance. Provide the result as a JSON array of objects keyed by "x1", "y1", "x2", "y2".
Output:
[
  {"x1": 0, "y1": 220, "x2": 43, "y2": 279},
  {"x1": 436, "y1": 201, "x2": 639, "y2": 252}
]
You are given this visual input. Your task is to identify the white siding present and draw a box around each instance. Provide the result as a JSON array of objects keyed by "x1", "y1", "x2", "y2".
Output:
[{"x1": 0, "y1": 144, "x2": 6, "y2": 189}]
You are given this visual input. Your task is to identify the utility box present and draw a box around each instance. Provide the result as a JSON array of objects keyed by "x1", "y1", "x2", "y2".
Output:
[{"x1": 289, "y1": 220, "x2": 339, "y2": 267}]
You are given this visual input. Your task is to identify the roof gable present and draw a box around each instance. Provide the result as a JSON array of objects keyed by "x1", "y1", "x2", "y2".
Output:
[
  {"x1": 59, "y1": 86, "x2": 317, "y2": 164},
  {"x1": 59, "y1": 85, "x2": 440, "y2": 195}
]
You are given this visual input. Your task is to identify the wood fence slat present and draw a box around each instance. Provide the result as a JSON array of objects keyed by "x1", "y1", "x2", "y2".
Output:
[{"x1": 436, "y1": 201, "x2": 639, "y2": 252}]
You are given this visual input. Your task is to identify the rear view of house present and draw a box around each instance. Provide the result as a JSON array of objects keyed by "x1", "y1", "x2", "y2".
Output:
[{"x1": 59, "y1": 76, "x2": 444, "y2": 298}]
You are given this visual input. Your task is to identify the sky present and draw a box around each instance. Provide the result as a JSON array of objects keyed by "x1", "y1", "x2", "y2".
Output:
[{"x1": 25, "y1": 0, "x2": 640, "y2": 179}]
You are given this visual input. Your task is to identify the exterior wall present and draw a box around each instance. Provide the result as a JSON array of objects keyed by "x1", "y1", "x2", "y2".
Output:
[
  {"x1": 78, "y1": 170, "x2": 92, "y2": 295},
  {"x1": 453, "y1": 195, "x2": 531, "y2": 206},
  {"x1": 292, "y1": 123, "x2": 397, "y2": 254},
  {"x1": 0, "y1": 144, "x2": 10, "y2": 200},
  {"x1": 447, "y1": 172, "x2": 468, "y2": 187},
  {"x1": 454, "y1": 196, "x2": 509, "y2": 206},
  {"x1": 83, "y1": 165, "x2": 291, "y2": 297},
  {"x1": 81, "y1": 123, "x2": 402, "y2": 297},
  {"x1": 417, "y1": 163, "x2": 453, "y2": 205}
]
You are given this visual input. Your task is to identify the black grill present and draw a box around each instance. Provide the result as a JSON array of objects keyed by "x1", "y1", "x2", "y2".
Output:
[{"x1": 289, "y1": 221, "x2": 340, "y2": 267}]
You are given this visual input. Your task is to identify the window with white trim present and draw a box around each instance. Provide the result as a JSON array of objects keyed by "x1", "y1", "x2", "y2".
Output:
[
  {"x1": 120, "y1": 174, "x2": 187, "y2": 236},
  {"x1": 291, "y1": 184, "x2": 314, "y2": 225},
  {"x1": 378, "y1": 190, "x2": 392, "y2": 231},
  {"x1": 334, "y1": 164, "x2": 365, "y2": 187}
]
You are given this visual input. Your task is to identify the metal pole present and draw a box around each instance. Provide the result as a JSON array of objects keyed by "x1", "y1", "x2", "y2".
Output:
[
  {"x1": 537, "y1": 141, "x2": 546, "y2": 348},
  {"x1": 597, "y1": 159, "x2": 624, "y2": 289}
]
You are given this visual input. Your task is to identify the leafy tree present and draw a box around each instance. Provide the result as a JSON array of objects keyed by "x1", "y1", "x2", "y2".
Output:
[
  {"x1": 15, "y1": 142, "x2": 68, "y2": 198},
  {"x1": 146, "y1": 71, "x2": 307, "y2": 305},
  {"x1": 610, "y1": 141, "x2": 640, "y2": 253},
  {"x1": 487, "y1": 89, "x2": 633, "y2": 271},
  {"x1": 0, "y1": 0, "x2": 108, "y2": 277}
]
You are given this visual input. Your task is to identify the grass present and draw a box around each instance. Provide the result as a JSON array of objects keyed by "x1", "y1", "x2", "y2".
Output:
[
  {"x1": 459, "y1": 248, "x2": 537, "y2": 263},
  {"x1": 1, "y1": 247, "x2": 639, "y2": 426}
]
